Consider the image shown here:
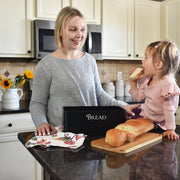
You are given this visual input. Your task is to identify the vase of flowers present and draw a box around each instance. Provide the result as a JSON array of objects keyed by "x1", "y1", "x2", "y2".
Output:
[{"x1": 0, "y1": 70, "x2": 33, "y2": 110}]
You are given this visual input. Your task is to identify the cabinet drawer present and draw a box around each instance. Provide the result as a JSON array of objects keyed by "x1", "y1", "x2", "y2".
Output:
[{"x1": 0, "y1": 113, "x2": 35, "y2": 133}]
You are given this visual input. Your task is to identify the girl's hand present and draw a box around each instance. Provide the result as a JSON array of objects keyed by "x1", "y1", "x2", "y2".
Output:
[
  {"x1": 163, "y1": 129, "x2": 179, "y2": 140},
  {"x1": 35, "y1": 122, "x2": 57, "y2": 136},
  {"x1": 129, "y1": 67, "x2": 137, "y2": 77},
  {"x1": 124, "y1": 104, "x2": 141, "y2": 116},
  {"x1": 129, "y1": 67, "x2": 138, "y2": 91}
]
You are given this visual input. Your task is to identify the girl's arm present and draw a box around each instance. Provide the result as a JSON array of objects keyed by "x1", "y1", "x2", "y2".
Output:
[
  {"x1": 129, "y1": 76, "x2": 147, "y2": 102},
  {"x1": 163, "y1": 94, "x2": 179, "y2": 140}
]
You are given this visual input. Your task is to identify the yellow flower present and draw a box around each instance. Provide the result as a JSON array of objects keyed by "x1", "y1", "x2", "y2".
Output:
[
  {"x1": 25, "y1": 70, "x2": 33, "y2": 79},
  {"x1": 1, "y1": 78, "x2": 12, "y2": 89},
  {"x1": 20, "y1": 79, "x2": 26, "y2": 85},
  {"x1": 0, "y1": 73, "x2": 2, "y2": 81}
]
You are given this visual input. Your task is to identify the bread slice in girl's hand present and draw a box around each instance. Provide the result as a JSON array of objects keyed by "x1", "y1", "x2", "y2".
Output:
[{"x1": 130, "y1": 68, "x2": 144, "y2": 80}]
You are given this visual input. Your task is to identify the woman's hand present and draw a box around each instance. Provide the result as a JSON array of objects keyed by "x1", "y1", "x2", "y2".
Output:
[
  {"x1": 123, "y1": 104, "x2": 141, "y2": 116},
  {"x1": 35, "y1": 122, "x2": 57, "y2": 136},
  {"x1": 163, "y1": 129, "x2": 179, "y2": 140}
]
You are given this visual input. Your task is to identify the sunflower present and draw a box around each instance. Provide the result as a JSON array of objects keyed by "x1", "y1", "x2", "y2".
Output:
[
  {"x1": 0, "y1": 73, "x2": 2, "y2": 81},
  {"x1": 24, "y1": 70, "x2": 34, "y2": 79},
  {"x1": 1, "y1": 78, "x2": 12, "y2": 89}
]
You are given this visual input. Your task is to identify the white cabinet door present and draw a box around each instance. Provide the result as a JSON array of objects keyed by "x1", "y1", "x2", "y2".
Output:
[
  {"x1": 102, "y1": 0, "x2": 133, "y2": 59},
  {"x1": 0, "y1": 137, "x2": 37, "y2": 180},
  {"x1": 0, "y1": 0, "x2": 34, "y2": 58},
  {"x1": 175, "y1": 106, "x2": 180, "y2": 125},
  {"x1": 160, "y1": 0, "x2": 180, "y2": 50},
  {"x1": 37, "y1": 0, "x2": 101, "y2": 24},
  {"x1": 135, "y1": 0, "x2": 160, "y2": 58},
  {"x1": 36, "y1": 0, "x2": 70, "y2": 19},
  {"x1": 71, "y1": 0, "x2": 101, "y2": 24},
  {"x1": 0, "y1": 113, "x2": 43, "y2": 180}
]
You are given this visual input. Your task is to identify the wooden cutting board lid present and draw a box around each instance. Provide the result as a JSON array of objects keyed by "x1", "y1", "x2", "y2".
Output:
[{"x1": 91, "y1": 132, "x2": 162, "y2": 154}]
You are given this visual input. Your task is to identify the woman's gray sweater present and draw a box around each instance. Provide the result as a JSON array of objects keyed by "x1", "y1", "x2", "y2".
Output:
[{"x1": 30, "y1": 53, "x2": 127, "y2": 127}]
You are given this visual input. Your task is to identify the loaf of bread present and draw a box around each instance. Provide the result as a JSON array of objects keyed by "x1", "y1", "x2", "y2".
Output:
[
  {"x1": 115, "y1": 118, "x2": 154, "y2": 142},
  {"x1": 130, "y1": 68, "x2": 144, "y2": 80},
  {"x1": 105, "y1": 129, "x2": 127, "y2": 147}
]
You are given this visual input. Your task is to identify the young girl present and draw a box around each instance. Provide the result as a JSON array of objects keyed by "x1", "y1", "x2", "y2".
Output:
[{"x1": 129, "y1": 40, "x2": 180, "y2": 140}]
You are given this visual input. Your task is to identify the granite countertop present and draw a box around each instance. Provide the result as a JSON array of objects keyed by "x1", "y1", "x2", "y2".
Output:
[
  {"x1": 18, "y1": 126, "x2": 180, "y2": 180},
  {"x1": 0, "y1": 100, "x2": 30, "y2": 114}
]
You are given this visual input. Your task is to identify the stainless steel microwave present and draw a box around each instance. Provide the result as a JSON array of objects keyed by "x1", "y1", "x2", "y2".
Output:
[{"x1": 34, "y1": 19, "x2": 103, "y2": 60}]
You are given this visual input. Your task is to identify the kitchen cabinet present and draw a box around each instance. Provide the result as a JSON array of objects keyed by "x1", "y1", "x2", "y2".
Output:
[
  {"x1": 71, "y1": 0, "x2": 101, "y2": 24},
  {"x1": 36, "y1": 0, "x2": 101, "y2": 24},
  {"x1": 160, "y1": 0, "x2": 180, "y2": 50},
  {"x1": 102, "y1": 0, "x2": 160, "y2": 60},
  {"x1": 0, "y1": 0, "x2": 35, "y2": 58},
  {"x1": 0, "y1": 113, "x2": 43, "y2": 180},
  {"x1": 175, "y1": 106, "x2": 180, "y2": 125},
  {"x1": 36, "y1": 0, "x2": 70, "y2": 19},
  {"x1": 134, "y1": 0, "x2": 160, "y2": 58},
  {"x1": 102, "y1": 0, "x2": 134, "y2": 59}
]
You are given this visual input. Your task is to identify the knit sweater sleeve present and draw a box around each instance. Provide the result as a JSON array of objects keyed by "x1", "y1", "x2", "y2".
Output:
[
  {"x1": 92, "y1": 59, "x2": 128, "y2": 107},
  {"x1": 29, "y1": 59, "x2": 50, "y2": 127}
]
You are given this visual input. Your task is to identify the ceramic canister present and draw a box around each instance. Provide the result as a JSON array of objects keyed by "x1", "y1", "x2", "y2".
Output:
[{"x1": 103, "y1": 81, "x2": 115, "y2": 98}]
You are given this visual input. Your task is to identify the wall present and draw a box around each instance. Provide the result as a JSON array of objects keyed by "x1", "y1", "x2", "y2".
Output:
[
  {"x1": 1, "y1": 58, "x2": 180, "y2": 101},
  {"x1": 0, "y1": 59, "x2": 142, "y2": 101}
]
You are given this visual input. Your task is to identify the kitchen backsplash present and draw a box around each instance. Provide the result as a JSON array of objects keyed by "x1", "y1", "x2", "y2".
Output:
[{"x1": 1, "y1": 58, "x2": 179, "y2": 101}]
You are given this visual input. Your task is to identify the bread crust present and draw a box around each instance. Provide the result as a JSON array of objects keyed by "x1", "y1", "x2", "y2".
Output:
[
  {"x1": 130, "y1": 68, "x2": 144, "y2": 80},
  {"x1": 115, "y1": 118, "x2": 154, "y2": 141},
  {"x1": 105, "y1": 129, "x2": 127, "y2": 147}
]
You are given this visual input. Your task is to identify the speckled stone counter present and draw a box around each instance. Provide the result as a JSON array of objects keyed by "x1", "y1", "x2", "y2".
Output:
[{"x1": 18, "y1": 126, "x2": 180, "y2": 180}]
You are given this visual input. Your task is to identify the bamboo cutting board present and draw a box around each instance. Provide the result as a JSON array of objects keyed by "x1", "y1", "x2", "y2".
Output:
[{"x1": 91, "y1": 133, "x2": 162, "y2": 154}]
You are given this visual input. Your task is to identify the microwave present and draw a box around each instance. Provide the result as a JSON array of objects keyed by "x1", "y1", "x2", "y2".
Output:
[{"x1": 34, "y1": 19, "x2": 103, "y2": 60}]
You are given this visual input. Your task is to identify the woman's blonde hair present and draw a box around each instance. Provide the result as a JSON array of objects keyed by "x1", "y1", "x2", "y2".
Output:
[
  {"x1": 147, "y1": 40, "x2": 180, "y2": 76},
  {"x1": 54, "y1": 6, "x2": 87, "y2": 49}
]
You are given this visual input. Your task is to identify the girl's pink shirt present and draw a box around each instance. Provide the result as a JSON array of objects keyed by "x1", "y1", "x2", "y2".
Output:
[{"x1": 130, "y1": 75, "x2": 180, "y2": 130}]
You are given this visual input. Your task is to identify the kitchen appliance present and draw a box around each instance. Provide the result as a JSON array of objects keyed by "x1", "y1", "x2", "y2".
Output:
[
  {"x1": 34, "y1": 19, "x2": 56, "y2": 60},
  {"x1": 63, "y1": 106, "x2": 126, "y2": 137},
  {"x1": 82, "y1": 24, "x2": 103, "y2": 60},
  {"x1": 34, "y1": 19, "x2": 103, "y2": 60}
]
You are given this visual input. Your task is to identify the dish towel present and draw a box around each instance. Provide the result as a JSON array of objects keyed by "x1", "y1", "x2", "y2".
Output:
[{"x1": 25, "y1": 126, "x2": 86, "y2": 149}]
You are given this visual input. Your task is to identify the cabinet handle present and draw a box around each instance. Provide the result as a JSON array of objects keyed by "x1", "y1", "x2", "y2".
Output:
[
  {"x1": 27, "y1": 50, "x2": 32, "y2": 54},
  {"x1": 128, "y1": 54, "x2": 131, "y2": 57},
  {"x1": 8, "y1": 123, "x2": 12, "y2": 127},
  {"x1": 136, "y1": 54, "x2": 139, "y2": 57}
]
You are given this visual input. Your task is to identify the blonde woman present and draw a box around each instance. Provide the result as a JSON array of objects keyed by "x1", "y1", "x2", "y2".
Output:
[{"x1": 30, "y1": 6, "x2": 138, "y2": 136}]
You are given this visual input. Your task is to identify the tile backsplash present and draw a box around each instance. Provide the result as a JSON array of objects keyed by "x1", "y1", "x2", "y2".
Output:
[
  {"x1": 97, "y1": 59, "x2": 142, "y2": 84},
  {"x1": 0, "y1": 59, "x2": 142, "y2": 101}
]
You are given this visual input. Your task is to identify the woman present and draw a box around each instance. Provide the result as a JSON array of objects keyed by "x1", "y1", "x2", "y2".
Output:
[{"x1": 30, "y1": 6, "x2": 138, "y2": 136}]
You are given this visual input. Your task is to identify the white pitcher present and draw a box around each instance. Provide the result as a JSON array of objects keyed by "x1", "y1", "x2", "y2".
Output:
[{"x1": 2, "y1": 88, "x2": 23, "y2": 110}]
